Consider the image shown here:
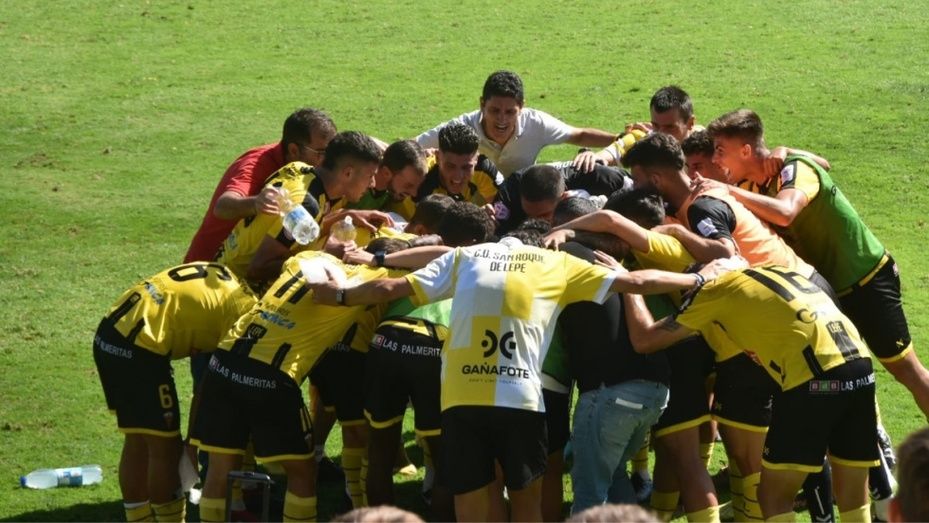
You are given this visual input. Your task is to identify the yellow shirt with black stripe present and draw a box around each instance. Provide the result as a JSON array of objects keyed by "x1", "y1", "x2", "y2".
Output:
[
  {"x1": 103, "y1": 262, "x2": 257, "y2": 359},
  {"x1": 216, "y1": 162, "x2": 345, "y2": 278},
  {"x1": 216, "y1": 251, "x2": 403, "y2": 384},
  {"x1": 675, "y1": 266, "x2": 871, "y2": 391},
  {"x1": 630, "y1": 231, "x2": 742, "y2": 362},
  {"x1": 416, "y1": 154, "x2": 503, "y2": 206}
]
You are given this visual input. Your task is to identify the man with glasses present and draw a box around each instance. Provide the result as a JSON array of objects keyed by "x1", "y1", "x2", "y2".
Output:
[{"x1": 184, "y1": 108, "x2": 337, "y2": 264}]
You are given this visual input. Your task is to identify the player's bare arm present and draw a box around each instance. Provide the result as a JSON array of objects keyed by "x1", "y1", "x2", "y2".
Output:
[
  {"x1": 311, "y1": 276, "x2": 413, "y2": 307},
  {"x1": 343, "y1": 245, "x2": 452, "y2": 270},
  {"x1": 727, "y1": 185, "x2": 810, "y2": 227},
  {"x1": 214, "y1": 186, "x2": 282, "y2": 220},
  {"x1": 546, "y1": 209, "x2": 650, "y2": 252},
  {"x1": 653, "y1": 222, "x2": 736, "y2": 262},
  {"x1": 622, "y1": 292, "x2": 694, "y2": 354}
]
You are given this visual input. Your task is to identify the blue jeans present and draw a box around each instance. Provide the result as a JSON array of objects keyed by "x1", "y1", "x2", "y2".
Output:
[{"x1": 570, "y1": 380, "x2": 669, "y2": 513}]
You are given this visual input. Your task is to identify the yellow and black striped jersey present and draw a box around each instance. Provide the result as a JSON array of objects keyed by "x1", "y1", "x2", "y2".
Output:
[
  {"x1": 216, "y1": 251, "x2": 404, "y2": 383},
  {"x1": 416, "y1": 154, "x2": 503, "y2": 206},
  {"x1": 102, "y1": 262, "x2": 257, "y2": 359},
  {"x1": 216, "y1": 162, "x2": 345, "y2": 278},
  {"x1": 675, "y1": 266, "x2": 871, "y2": 391}
]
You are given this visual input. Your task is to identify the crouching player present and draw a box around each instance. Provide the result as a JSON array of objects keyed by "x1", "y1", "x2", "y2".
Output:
[
  {"x1": 624, "y1": 264, "x2": 880, "y2": 522},
  {"x1": 93, "y1": 262, "x2": 257, "y2": 522},
  {"x1": 189, "y1": 244, "x2": 412, "y2": 523}
]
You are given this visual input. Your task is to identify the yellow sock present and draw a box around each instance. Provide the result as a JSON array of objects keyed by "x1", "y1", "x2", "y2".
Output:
[
  {"x1": 729, "y1": 462, "x2": 745, "y2": 522},
  {"x1": 360, "y1": 453, "x2": 369, "y2": 507},
  {"x1": 124, "y1": 501, "x2": 154, "y2": 522},
  {"x1": 197, "y1": 497, "x2": 225, "y2": 523},
  {"x1": 342, "y1": 447, "x2": 365, "y2": 508},
  {"x1": 633, "y1": 438, "x2": 650, "y2": 475},
  {"x1": 687, "y1": 505, "x2": 721, "y2": 523},
  {"x1": 152, "y1": 497, "x2": 186, "y2": 523},
  {"x1": 765, "y1": 512, "x2": 795, "y2": 522},
  {"x1": 283, "y1": 491, "x2": 317, "y2": 522},
  {"x1": 838, "y1": 504, "x2": 870, "y2": 523},
  {"x1": 742, "y1": 472, "x2": 764, "y2": 521},
  {"x1": 651, "y1": 490, "x2": 680, "y2": 522},
  {"x1": 700, "y1": 441, "x2": 715, "y2": 469}
]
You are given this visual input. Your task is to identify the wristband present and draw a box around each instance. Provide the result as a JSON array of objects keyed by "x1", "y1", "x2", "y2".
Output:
[
  {"x1": 692, "y1": 273, "x2": 706, "y2": 287},
  {"x1": 335, "y1": 288, "x2": 346, "y2": 306},
  {"x1": 373, "y1": 250, "x2": 387, "y2": 267}
]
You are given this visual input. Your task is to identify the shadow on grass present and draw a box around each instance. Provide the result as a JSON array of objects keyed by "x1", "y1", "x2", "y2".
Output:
[{"x1": 0, "y1": 500, "x2": 124, "y2": 522}]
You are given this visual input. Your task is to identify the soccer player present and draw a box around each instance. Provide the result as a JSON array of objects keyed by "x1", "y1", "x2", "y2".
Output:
[
  {"x1": 706, "y1": 108, "x2": 929, "y2": 420},
  {"x1": 623, "y1": 264, "x2": 880, "y2": 523},
  {"x1": 352, "y1": 139, "x2": 429, "y2": 218},
  {"x1": 682, "y1": 130, "x2": 729, "y2": 183},
  {"x1": 574, "y1": 86, "x2": 698, "y2": 171},
  {"x1": 415, "y1": 123, "x2": 504, "y2": 206},
  {"x1": 415, "y1": 70, "x2": 617, "y2": 176},
  {"x1": 93, "y1": 262, "x2": 257, "y2": 523},
  {"x1": 184, "y1": 108, "x2": 336, "y2": 263},
  {"x1": 362, "y1": 202, "x2": 495, "y2": 520},
  {"x1": 491, "y1": 162, "x2": 630, "y2": 234},
  {"x1": 309, "y1": 230, "x2": 729, "y2": 522},
  {"x1": 215, "y1": 131, "x2": 386, "y2": 286},
  {"x1": 189, "y1": 243, "x2": 413, "y2": 523}
]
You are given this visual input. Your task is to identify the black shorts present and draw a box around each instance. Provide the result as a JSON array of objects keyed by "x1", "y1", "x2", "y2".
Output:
[
  {"x1": 542, "y1": 388, "x2": 570, "y2": 453},
  {"x1": 365, "y1": 321, "x2": 443, "y2": 435},
  {"x1": 190, "y1": 351, "x2": 313, "y2": 463},
  {"x1": 764, "y1": 358, "x2": 879, "y2": 472},
  {"x1": 712, "y1": 353, "x2": 777, "y2": 431},
  {"x1": 654, "y1": 336, "x2": 714, "y2": 437},
  {"x1": 309, "y1": 345, "x2": 367, "y2": 425},
  {"x1": 93, "y1": 322, "x2": 181, "y2": 437},
  {"x1": 839, "y1": 255, "x2": 912, "y2": 362},
  {"x1": 440, "y1": 406, "x2": 547, "y2": 495}
]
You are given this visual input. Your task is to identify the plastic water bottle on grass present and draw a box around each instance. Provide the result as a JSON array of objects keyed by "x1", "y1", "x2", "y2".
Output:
[
  {"x1": 21, "y1": 465, "x2": 102, "y2": 489},
  {"x1": 277, "y1": 189, "x2": 319, "y2": 245}
]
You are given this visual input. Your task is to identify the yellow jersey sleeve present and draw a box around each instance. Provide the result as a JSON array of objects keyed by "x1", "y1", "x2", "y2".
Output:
[
  {"x1": 560, "y1": 252, "x2": 615, "y2": 306},
  {"x1": 633, "y1": 231, "x2": 696, "y2": 273},
  {"x1": 778, "y1": 161, "x2": 820, "y2": 201}
]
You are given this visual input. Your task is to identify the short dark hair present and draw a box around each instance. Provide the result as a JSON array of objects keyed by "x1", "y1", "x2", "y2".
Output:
[
  {"x1": 604, "y1": 187, "x2": 665, "y2": 229},
  {"x1": 503, "y1": 218, "x2": 550, "y2": 248},
  {"x1": 520, "y1": 165, "x2": 566, "y2": 202},
  {"x1": 407, "y1": 194, "x2": 454, "y2": 232},
  {"x1": 482, "y1": 70, "x2": 524, "y2": 105},
  {"x1": 437, "y1": 201, "x2": 496, "y2": 247},
  {"x1": 681, "y1": 129, "x2": 714, "y2": 158},
  {"x1": 281, "y1": 108, "x2": 336, "y2": 151},
  {"x1": 322, "y1": 131, "x2": 382, "y2": 171},
  {"x1": 621, "y1": 133, "x2": 686, "y2": 172},
  {"x1": 382, "y1": 140, "x2": 427, "y2": 173},
  {"x1": 707, "y1": 109, "x2": 766, "y2": 149},
  {"x1": 437, "y1": 123, "x2": 480, "y2": 155},
  {"x1": 553, "y1": 197, "x2": 599, "y2": 226},
  {"x1": 650, "y1": 86, "x2": 693, "y2": 123},
  {"x1": 895, "y1": 427, "x2": 929, "y2": 522},
  {"x1": 364, "y1": 237, "x2": 411, "y2": 255}
]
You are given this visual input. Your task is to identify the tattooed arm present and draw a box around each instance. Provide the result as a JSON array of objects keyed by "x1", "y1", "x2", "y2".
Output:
[{"x1": 622, "y1": 292, "x2": 696, "y2": 354}]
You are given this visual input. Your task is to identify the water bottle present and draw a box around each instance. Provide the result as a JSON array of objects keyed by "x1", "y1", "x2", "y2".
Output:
[
  {"x1": 21, "y1": 465, "x2": 102, "y2": 489},
  {"x1": 330, "y1": 216, "x2": 357, "y2": 242},
  {"x1": 276, "y1": 189, "x2": 319, "y2": 245}
]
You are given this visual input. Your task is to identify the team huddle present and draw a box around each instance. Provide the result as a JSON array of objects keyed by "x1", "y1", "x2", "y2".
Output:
[{"x1": 92, "y1": 71, "x2": 929, "y2": 523}]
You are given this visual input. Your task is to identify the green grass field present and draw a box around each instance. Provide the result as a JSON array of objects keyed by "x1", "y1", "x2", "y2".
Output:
[{"x1": 1, "y1": 0, "x2": 927, "y2": 520}]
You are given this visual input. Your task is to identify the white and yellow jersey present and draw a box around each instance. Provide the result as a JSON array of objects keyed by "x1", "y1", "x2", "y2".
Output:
[
  {"x1": 405, "y1": 241, "x2": 614, "y2": 412},
  {"x1": 103, "y1": 262, "x2": 257, "y2": 359}
]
